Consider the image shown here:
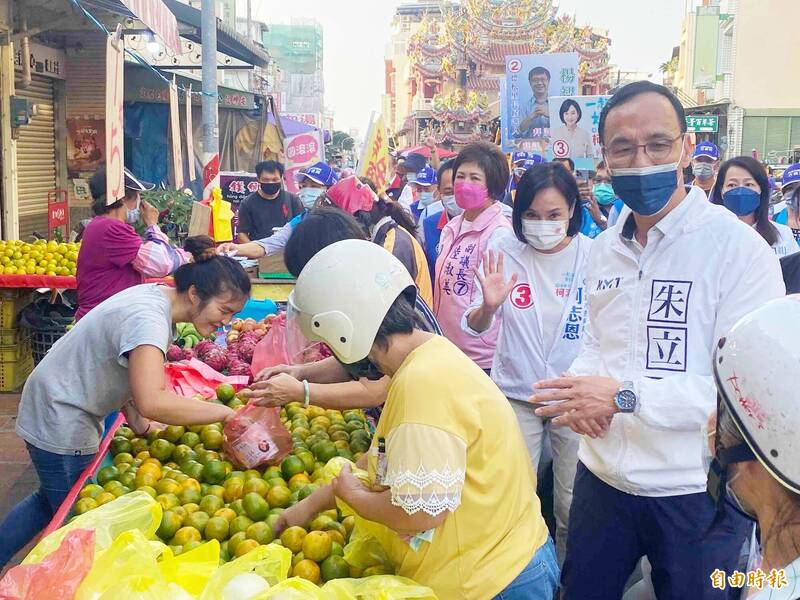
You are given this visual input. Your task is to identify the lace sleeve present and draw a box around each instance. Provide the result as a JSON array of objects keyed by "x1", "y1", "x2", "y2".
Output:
[{"x1": 383, "y1": 423, "x2": 466, "y2": 517}]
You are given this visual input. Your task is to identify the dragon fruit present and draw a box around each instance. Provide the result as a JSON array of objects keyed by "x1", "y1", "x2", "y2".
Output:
[
  {"x1": 194, "y1": 340, "x2": 216, "y2": 360},
  {"x1": 228, "y1": 359, "x2": 253, "y2": 382},
  {"x1": 236, "y1": 336, "x2": 259, "y2": 363},
  {"x1": 182, "y1": 348, "x2": 195, "y2": 361},
  {"x1": 202, "y1": 344, "x2": 230, "y2": 373},
  {"x1": 166, "y1": 345, "x2": 184, "y2": 362}
]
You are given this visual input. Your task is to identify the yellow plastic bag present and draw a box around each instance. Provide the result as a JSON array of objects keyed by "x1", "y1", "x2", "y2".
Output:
[
  {"x1": 252, "y1": 576, "x2": 325, "y2": 599},
  {"x1": 199, "y1": 543, "x2": 291, "y2": 599},
  {"x1": 24, "y1": 491, "x2": 162, "y2": 565},
  {"x1": 97, "y1": 577, "x2": 193, "y2": 600},
  {"x1": 342, "y1": 535, "x2": 394, "y2": 571},
  {"x1": 75, "y1": 529, "x2": 165, "y2": 600},
  {"x1": 321, "y1": 576, "x2": 438, "y2": 600},
  {"x1": 158, "y1": 539, "x2": 220, "y2": 597},
  {"x1": 211, "y1": 187, "x2": 234, "y2": 242}
]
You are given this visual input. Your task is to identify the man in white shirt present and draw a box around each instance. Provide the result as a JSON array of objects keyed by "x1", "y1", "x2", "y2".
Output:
[{"x1": 531, "y1": 81, "x2": 785, "y2": 599}]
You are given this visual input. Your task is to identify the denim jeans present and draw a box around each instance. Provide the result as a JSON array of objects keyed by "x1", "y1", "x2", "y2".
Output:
[
  {"x1": 0, "y1": 443, "x2": 95, "y2": 567},
  {"x1": 494, "y1": 537, "x2": 559, "y2": 600}
]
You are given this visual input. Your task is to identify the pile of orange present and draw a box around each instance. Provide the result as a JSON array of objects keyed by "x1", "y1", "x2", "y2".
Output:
[{"x1": 0, "y1": 239, "x2": 79, "y2": 276}]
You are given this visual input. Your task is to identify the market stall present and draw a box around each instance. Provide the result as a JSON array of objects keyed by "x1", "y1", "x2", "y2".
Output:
[{"x1": 0, "y1": 310, "x2": 436, "y2": 599}]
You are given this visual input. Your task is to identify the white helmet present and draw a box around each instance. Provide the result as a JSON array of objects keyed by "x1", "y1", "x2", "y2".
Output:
[
  {"x1": 287, "y1": 239, "x2": 415, "y2": 364},
  {"x1": 714, "y1": 295, "x2": 800, "y2": 495}
]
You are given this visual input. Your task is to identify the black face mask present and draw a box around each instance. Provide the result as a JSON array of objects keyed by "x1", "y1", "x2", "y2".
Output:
[
  {"x1": 337, "y1": 356, "x2": 384, "y2": 381},
  {"x1": 260, "y1": 182, "x2": 281, "y2": 196}
]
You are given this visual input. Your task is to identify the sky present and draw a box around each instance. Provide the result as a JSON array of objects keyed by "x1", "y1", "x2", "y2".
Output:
[{"x1": 247, "y1": 0, "x2": 688, "y2": 133}]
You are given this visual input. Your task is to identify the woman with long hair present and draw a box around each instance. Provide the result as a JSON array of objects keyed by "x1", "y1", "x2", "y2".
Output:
[{"x1": 712, "y1": 156, "x2": 799, "y2": 257}]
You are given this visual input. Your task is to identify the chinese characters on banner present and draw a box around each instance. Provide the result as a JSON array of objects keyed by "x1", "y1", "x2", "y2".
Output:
[
  {"x1": 169, "y1": 76, "x2": 184, "y2": 189},
  {"x1": 284, "y1": 131, "x2": 324, "y2": 193},
  {"x1": 501, "y1": 52, "x2": 579, "y2": 153},
  {"x1": 547, "y1": 95, "x2": 610, "y2": 170},
  {"x1": 104, "y1": 28, "x2": 125, "y2": 206},
  {"x1": 357, "y1": 112, "x2": 390, "y2": 192},
  {"x1": 219, "y1": 172, "x2": 259, "y2": 235}
]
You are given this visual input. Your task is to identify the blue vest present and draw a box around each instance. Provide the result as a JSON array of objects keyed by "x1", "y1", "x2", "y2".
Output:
[{"x1": 422, "y1": 209, "x2": 445, "y2": 282}]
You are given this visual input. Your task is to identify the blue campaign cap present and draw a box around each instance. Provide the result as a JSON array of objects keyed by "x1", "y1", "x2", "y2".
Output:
[
  {"x1": 413, "y1": 165, "x2": 437, "y2": 186},
  {"x1": 693, "y1": 141, "x2": 719, "y2": 160},
  {"x1": 521, "y1": 158, "x2": 542, "y2": 170},
  {"x1": 528, "y1": 154, "x2": 544, "y2": 164},
  {"x1": 782, "y1": 163, "x2": 800, "y2": 189},
  {"x1": 512, "y1": 151, "x2": 530, "y2": 164},
  {"x1": 297, "y1": 162, "x2": 338, "y2": 187}
]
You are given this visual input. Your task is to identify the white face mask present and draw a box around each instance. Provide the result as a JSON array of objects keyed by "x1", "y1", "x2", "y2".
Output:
[
  {"x1": 522, "y1": 219, "x2": 569, "y2": 250},
  {"x1": 441, "y1": 194, "x2": 463, "y2": 217}
]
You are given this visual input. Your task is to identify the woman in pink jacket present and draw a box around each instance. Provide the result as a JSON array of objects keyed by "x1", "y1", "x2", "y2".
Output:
[{"x1": 434, "y1": 142, "x2": 511, "y2": 372}]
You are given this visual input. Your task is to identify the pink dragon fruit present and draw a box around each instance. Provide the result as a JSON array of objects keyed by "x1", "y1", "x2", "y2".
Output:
[
  {"x1": 182, "y1": 348, "x2": 195, "y2": 361},
  {"x1": 228, "y1": 359, "x2": 253, "y2": 382},
  {"x1": 201, "y1": 344, "x2": 230, "y2": 373},
  {"x1": 166, "y1": 345, "x2": 184, "y2": 362},
  {"x1": 194, "y1": 340, "x2": 216, "y2": 360},
  {"x1": 236, "y1": 336, "x2": 258, "y2": 363}
]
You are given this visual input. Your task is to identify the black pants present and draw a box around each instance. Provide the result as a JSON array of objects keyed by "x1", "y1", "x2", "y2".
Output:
[{"x1": 561, "y1": 463, "x2": 751, "y2": 600}]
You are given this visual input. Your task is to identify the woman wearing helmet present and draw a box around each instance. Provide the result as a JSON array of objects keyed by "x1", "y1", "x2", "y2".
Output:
[
  {"x1": 708, "y1": 296, "x2": 800, "y2": 599},
  {"x1": 272, "y1": 239, "x2": 557, "y2": 600}
]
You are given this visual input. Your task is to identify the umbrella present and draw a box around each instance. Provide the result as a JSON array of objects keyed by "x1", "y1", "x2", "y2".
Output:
[{"x1": 398, "y1": 145, "x2": 458, "y2": 159}]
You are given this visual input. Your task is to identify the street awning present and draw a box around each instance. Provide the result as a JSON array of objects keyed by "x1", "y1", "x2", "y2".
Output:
[
  {"x1": 82, "y1": 0, "x2": 181, "y2": 53},
  {"x1": 160, "y1": 0, "x2": 270, "y2": 68}
]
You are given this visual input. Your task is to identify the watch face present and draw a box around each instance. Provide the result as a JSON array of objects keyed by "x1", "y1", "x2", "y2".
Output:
[{"x1": 617, "y1": 389, "x2": 637, "y2": 411}]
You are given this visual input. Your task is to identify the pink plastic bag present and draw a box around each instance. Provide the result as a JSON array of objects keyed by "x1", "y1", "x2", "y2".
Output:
[
  {"x1": 250, "y1": 312, "x2": 291, "y2": 375},
  {"x1": 0, "y1": 528, "x2": 95, "y2": 600},
  {"x1": 223, "y1": 404, "x2": 292, "y2": 469},
  {"x1": 165, "y1": 358, "x2": 249, "y2": 398}
]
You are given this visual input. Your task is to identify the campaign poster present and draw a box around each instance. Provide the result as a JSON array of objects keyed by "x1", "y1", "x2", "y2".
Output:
[
  {"x1": 66, "y1": 118, "x2": 105, "y2": 177},
  {"x1": 284, "y1": 131, "x2": 324, "y2": 194},
  {"x1": 547, "y1": 95, "x2": 610, "y2": 170},
  {"x1": 219, "y1": 171, "x2": 259, "y2": 235},
  {"x1": 501, "y1": 52, "x2": 579, "y2": 152}
]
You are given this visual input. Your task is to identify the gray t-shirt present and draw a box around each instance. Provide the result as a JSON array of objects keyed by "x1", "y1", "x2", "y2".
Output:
[{"x1": 16, "y1": 284, "x2": 173, "y2": 455}]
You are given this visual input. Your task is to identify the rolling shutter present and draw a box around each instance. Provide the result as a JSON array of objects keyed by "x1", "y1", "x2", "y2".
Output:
[{"x1": 15, "y1": 74, "x2": 56, "y2": 239}]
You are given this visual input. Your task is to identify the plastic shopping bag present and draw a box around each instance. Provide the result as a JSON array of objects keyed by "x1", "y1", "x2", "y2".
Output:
[
  {"x1": 321, "y1": 576, "x2": 439, "y2": 600},
  {"x1": 97, "y1": 578, "x2": 193, "y2": 600},
  {"x1": 23, "y1": 491, "x2": 162, "y2": 565},
  {"x1": 251, "y1": 576, "x2": 326, "y2": 599},
  {"x1": 158, "y1": 539, "x2": 220, "y2": 597},
  {"x1": 199, "y1": 542, "x2": 292, "y2": 599},
  {"x1": 0, "y1": 528, "x2": 95, "y2": 600},
  {"x1": 250, "y1": 312, "x2": 291, "y2": 374},
  {"x1": 165, "y1": 358, "x2": 249, "y2": 398},
  {"x1": 223, "y1": 404, "x2": 292, "y2": 469}
]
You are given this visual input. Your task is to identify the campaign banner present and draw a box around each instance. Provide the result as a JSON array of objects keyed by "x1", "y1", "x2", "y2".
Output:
[
  {"x1": 284, "y1": 131, "x2": 324, "y2": 194},
  {"x1": 547, "y1": 95, "x2": 610, "y2": 170},
  {"x1": 501, "y1": 52, "x2": 579, "y2": 153},
  {"x1": 169, "y1": 77, "x2": 184, "y2": 189},
  {"x1": 105, "y1": 30, "x2": 125, "y2": 205},
  {"x1": 357, "y1": 112, "x2": 390, "y2": 192}
]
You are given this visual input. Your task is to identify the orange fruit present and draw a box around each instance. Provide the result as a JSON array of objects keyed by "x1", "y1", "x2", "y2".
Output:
[
  {"x1": 172, "y1": 526, "x2": 202, "y2": 546},
  {"x1": 234, "y1": 538, "x2": 260, "y2": 558},
  {"x1": 325, "y1": 530, "x2": 345, "y2": 547},
  {"x1": 280, "y1": 526, "x2": 307, "y2": 554},
  {"x1": 288, "y1": 473, "x2": 311, "y2": 493},
  {"x1": 214, "y1": 507, "x2": 237, "y2": 523},
  {"x1": 302, "y1": 530, "x2": 332, "y2": 562},
  {"x1": 293, "y1": 559, "x2": 321, "y2": 584},
  {"x1": 242, "y1": 478, "x2": 268, "y2": 498},
  {"x1": 267, "y1": 485, "x2": 292, "y2": 509}
]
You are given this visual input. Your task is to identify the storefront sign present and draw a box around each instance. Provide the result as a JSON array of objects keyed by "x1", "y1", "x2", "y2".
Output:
[
  {"x1": 105, "y1": 31, "x2": 125, "y2": 205},
  {"x1": 48, "y1": 190, "x2": 69, "y2": 234},
  {"x1": 120, "y1": 0, "x2": 182, "y2": 54},
  {"x1": 169, "y1": 77, "x2": 184, "y2": 188},
  {"x1": 284, "y1": 132, "x2": 324, "y2": 193},
  {"x1": 124, "y1": 69, "x2": 256, "y2": 110},
  {"x1": 219, "y1": 171, "x2": 259, "y2": 234},
  {"x1": 13, "y1": 42, "x2": 66, "y2": 80},
  {"x1": 686, "y1": 115, "x2": 718, "y2": 133},
  {"x1": 284, "y1": 113, "x2": 321, "y2": 127}
]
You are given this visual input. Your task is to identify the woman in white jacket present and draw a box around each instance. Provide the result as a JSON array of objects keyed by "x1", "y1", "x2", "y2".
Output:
[{"x1": 463, "y1": 162, "x2": 592, "y2": 562}]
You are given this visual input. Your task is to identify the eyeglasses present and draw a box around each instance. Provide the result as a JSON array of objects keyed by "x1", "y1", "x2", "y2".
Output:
[{"x1": 603, "y1": 134, "x2": 684, "y2": 167}]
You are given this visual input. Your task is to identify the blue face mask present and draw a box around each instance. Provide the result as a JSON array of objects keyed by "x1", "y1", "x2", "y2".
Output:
[
  {"x1": 418, "y1": 191, "x2": 435, "y2": 207},
  {"x1": 722, "y1": 187, "x2": 761, "y2": 216},
  {"x1": 609, "y1": 150, "x2": 683, "y2": 217},
  {"x1": 126, "y1": 207, "x2": 141, "y2": 224},
  {"x1": 298, "y1": 187, "x2": 324, "y2": 210},
  {"x1": 592, "y1": 183, "x2": 616, "y2": 206}
]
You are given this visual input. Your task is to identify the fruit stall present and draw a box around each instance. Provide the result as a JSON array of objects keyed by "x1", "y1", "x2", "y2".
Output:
[{"x1": 0, "y1": 313, "x2": 436, "y2": 599}]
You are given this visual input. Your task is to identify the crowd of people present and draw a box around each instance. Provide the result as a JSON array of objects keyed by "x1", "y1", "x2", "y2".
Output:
[{"x1": 2, "y1": 80, "x2": 800, "y2": 600}]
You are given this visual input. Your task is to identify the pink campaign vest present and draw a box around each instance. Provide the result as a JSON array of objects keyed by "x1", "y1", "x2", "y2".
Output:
[{"x1": 433, "y1": 203, "x2": 511, "y2": 369}]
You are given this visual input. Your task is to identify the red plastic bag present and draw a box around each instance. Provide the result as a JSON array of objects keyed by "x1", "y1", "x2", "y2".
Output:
[
  {"x1": 250, "y1": 312, "x2": 291, "y2": 375},
  {"x1": 165, "y1": 358, "x2": 249, "y2": 398},
  {"x1": 223, "y1": 404, "x2": 292, "y2": 469},
  {"x1": 0, "y1": 528, "x2": 95, "y2": 600},
  {"x1": 251, "y1": 312, "x2": 332, "y2": 376}
]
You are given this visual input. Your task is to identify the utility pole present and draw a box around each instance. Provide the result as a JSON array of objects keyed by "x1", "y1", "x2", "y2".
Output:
[{"x1": 201, "y1": 0, "x2": 219, "y2": 200}]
